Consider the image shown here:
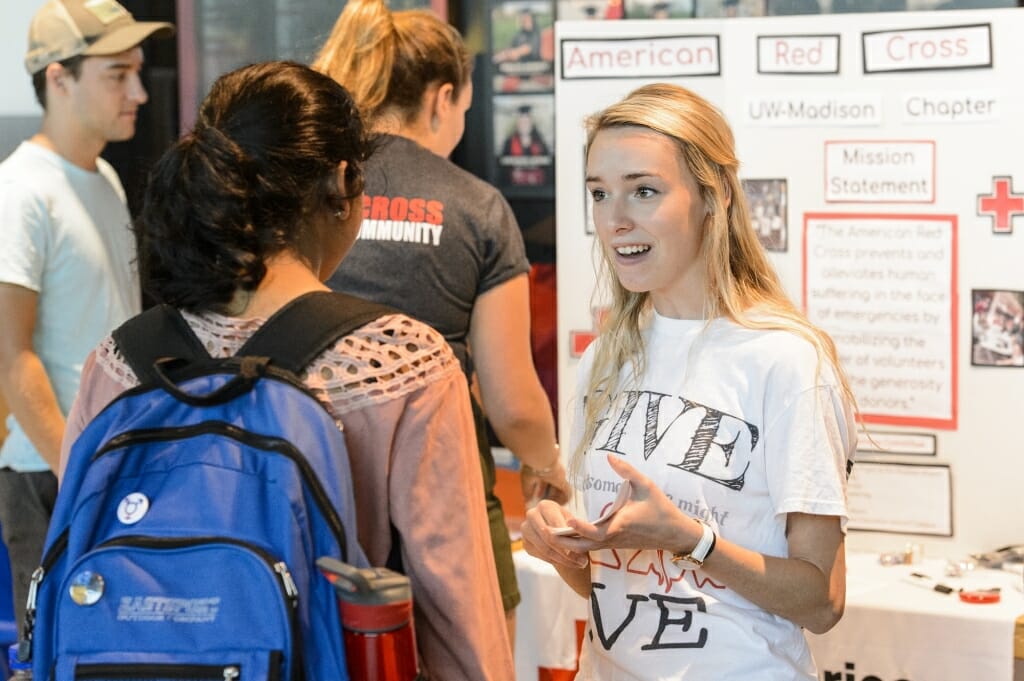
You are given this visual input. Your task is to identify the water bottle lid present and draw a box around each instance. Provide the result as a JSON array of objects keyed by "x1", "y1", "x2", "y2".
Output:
[
  {"x1": 7, "y1": 643, "x2": 29, "y2": 672},
  {"x1": 317, "y1": 557, "x2": 412, "y2": 604}
]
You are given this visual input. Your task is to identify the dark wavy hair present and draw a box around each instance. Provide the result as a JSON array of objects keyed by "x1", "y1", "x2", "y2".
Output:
[{"x1": 136, "y1": 60, "x2": 372, "y2": 311}]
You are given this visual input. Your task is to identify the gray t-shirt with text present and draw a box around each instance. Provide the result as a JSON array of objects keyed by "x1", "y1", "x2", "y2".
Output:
[{"x1": 328, "y1": 134, "x2": 530, "y2": 376}]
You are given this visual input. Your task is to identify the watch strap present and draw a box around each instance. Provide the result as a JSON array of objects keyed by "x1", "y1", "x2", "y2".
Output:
[{"x1": 670, "y1": 519, "x2": 716, "y2": 567}]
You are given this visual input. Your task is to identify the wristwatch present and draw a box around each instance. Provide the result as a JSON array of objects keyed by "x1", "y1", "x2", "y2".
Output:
[{"x1": 670, "y1": 518, "x2": 717, "y2": 568}]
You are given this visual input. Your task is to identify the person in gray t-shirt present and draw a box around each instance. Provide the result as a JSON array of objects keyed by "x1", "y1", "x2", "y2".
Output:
[{"x1": 314, "y1": 0, "x2": 572, "y2": 654}]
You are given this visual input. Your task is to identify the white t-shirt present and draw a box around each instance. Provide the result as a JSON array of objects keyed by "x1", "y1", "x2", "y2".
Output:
[
  {"x1": 573, "y1": 311, "x2": 856, "y2": 681},
  {"x1": 0, "y1": 142, "x2": 140, "y2": 471}
]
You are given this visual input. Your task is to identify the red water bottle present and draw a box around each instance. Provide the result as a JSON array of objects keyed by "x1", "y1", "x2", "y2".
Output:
[{"x1": 317, "y1": 557, "x2": 421, "y2": 681}]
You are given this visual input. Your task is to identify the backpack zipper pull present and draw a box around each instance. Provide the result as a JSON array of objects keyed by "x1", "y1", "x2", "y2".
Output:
[
  {"x1": 26, "y1": 566, "x2": 43, "y2": 614},
  {"x1": 223, "y1": 666, "x2": 240, "y2": 680},
  {"x1": 18, "y1": 566, "x2": 45, "y2": 659},
  {"x1": 273, "y1": 562, "x2": 298, "y2": 604}
]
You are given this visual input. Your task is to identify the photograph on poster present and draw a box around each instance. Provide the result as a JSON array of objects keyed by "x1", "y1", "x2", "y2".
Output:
[
  {"x1": 492, "y1": 1, "x2": 554, "y2": 93},
  {"x1": 742, "y1": 178, "x2": 787, "y2": 252},
  {"x1": 558, "y1": 0, "x2": 628, "y2": 18},
  {"x1": 625, "y1": 0, "x2": 696, "y2": 18},
  {"x1": 696, "y1": 0, "x2": 765, "y2": 17},
  {"x1": 765, "y1": 0, "x2": 827, "y2": 14},
  {"x1": 557, "y1": 0, "x2": 615, "y2": 20},
  {"x1": 494, "y1": 94, "x2": 554, "y2": 190},
  {"x1": 600, "y1": 0, "x2": 627, "y2": 18},
  {"x1": 971, "y1": 289, "x2": 1024, "y2": 368}
]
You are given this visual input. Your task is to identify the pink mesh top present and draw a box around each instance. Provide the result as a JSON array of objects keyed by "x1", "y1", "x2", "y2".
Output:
[{"x1": 60, "y1": 309, "x2": 514, "y2": 681}]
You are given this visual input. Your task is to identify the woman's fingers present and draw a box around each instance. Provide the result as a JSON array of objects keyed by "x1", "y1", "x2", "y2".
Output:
[
  {"x1": 606, "y1": 453, "x2": 650, "y2": 491},
  {"x1": 522, "y1": 501, "x2": 590, "y2": 568}
]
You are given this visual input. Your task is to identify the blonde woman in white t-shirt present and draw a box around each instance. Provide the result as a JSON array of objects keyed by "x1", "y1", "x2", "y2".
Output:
[{"x1": 521, "y1": 83, "x2": 858, "y2": 680}]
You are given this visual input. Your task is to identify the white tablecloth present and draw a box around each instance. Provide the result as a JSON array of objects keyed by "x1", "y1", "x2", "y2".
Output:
[
  {"x1": 806, "y1": 552, "x2": 1024, "y2": 681},
  {"x1": 514, "y1": 550, "x2": 588, "y2": 679},
  {"x1": 514, "y1": 550, "x2": 1024, "y2": 681}
]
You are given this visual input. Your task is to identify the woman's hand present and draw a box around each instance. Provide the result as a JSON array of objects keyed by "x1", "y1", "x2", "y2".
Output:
[
  {"x1": 566, "y1": 454, "x2": 701, "y2": 556},
  {"x1": 521, "y1": 454, "x2": 707, "y2": 600},
  {"x1": 521, "y1": 458, "x2": 572, "y2": 506},
  {"x1": 521, "y1": 500, "x2": 589, "y2": 570}
]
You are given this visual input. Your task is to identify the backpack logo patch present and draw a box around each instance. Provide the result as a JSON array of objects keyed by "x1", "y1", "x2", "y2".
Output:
[{"x1": 117, "y1": 596, "x2": 222, "y2": 624}]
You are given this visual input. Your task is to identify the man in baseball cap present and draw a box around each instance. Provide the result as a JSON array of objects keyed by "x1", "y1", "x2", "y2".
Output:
[
  {"x1": 0, "y1": 0, "x2": 173, "y2": 629},
  {"x1": 25, "y1": 0, "x2": 174, "y2": 75}
]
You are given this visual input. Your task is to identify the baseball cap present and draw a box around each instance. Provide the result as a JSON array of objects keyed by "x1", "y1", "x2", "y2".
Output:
[{"x1": 25, "y1": 0, "x2": 175, "y2": 75}]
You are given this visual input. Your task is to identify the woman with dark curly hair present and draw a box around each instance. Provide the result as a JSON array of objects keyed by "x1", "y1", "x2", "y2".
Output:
[{"x1": 59, "y1": 60, "x2": 510, "y2": 680}]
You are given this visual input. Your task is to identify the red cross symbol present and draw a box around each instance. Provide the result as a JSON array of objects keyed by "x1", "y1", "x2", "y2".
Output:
[
  {"x1": 977, "y1": 176, "x2": 1024, "y2": 234},
  {"x1": 568, "y1": 307, "x2": 609, "y2": 358}
]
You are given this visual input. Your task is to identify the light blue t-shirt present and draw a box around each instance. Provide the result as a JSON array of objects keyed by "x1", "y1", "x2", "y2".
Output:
[{"x1": 0, "y1": 141, "x2": 140, "y2": 471}]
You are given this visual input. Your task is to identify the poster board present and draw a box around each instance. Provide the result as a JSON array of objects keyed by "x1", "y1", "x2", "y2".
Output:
[{"x1": 554, "y1": 8, "x2": 1024, "y2": 557}]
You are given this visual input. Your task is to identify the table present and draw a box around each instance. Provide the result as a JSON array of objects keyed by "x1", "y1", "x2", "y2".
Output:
[
  {"x1": 513, "y1": 550, "x2": 588, "y2": 680},
  {"x1": 513, "y1": 550, "x2": 1024, "y2": 681},
  {"x1": 806, "y1": 553, "x2": 1024, "y2": 681}
]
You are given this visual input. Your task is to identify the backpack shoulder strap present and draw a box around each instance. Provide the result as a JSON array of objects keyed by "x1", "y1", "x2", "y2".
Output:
[
  {"x1": 239, "y1": 291, "x2": 396, "y2": 375},
  {"x1": 112, "y1": 304, "x2": 212, "y2": 384}
]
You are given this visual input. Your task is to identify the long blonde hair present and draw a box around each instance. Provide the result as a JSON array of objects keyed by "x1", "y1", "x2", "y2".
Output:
[
  {"x1": 312, "y1": 0, "x2": 472, "y2": 127},
  {"x1": 574, "y1": 82, "x2": 856, "y2": 476}
]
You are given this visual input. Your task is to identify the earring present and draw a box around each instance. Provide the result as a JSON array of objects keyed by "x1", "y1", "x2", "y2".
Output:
[
  {"x1": 430, "y1": 115, "x2": 440, "y2": 132},
  {"x1": 334, "y1": 210, "x2": 343, "y2": 219}
]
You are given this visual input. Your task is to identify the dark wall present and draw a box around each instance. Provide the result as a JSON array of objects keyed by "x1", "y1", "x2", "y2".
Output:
[{"x1": 100, "y1": 0, "x2": 179, "y2": 217}]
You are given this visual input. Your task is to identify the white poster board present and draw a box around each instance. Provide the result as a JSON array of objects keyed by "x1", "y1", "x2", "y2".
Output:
[
  {"x1": 846, "y1": 461, "x2": 952, "y2": 535},
  {"x1": 555, "y1": 8, "x2": 1024, "y2": 558}
]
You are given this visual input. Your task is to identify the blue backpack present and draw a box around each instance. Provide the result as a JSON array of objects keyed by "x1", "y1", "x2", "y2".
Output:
[{"x1": 21, "y1": 291, "x2": 391, "y2": 681}]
